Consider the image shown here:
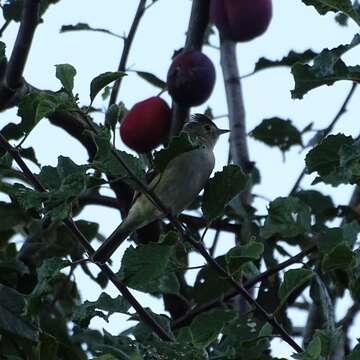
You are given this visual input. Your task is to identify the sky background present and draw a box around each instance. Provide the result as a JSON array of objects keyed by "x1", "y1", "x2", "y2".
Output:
[{"x1": 2, "y1": 0, "x2": 360, "y2": 357}]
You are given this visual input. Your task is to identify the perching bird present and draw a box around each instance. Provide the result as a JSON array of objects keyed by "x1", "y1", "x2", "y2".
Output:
[{"x1": 92, "y1": 114, "x2": 229, "y2": 263}]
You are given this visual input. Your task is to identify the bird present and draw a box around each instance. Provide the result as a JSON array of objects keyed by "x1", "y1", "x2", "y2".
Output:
[{"x1": 92, "y1": 114, "x2": 229, "y2": 263}]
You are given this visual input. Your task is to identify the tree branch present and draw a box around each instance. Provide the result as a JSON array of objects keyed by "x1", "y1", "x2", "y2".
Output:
[
  {"x1": 78, "y1": 192, "x2": 241, "y2": 233},
  {"x1": 220, "y1": 37, "x2": 251, "y2": 206},
  {"x1": 0, "y1": 132, "x2": 172, "y2": 342},
  {"x1": 108, "y1": 0, "x2": 147, "y2": 107},
  {"x1": 3, "y1": 0, "x2": 40, "y2": 90},
  {"x1": 290, "y1": 82, "x2": 357, "y2": 195},
  {"x1": 172, "y1": 246, "x2": 316, "y2": 329}
]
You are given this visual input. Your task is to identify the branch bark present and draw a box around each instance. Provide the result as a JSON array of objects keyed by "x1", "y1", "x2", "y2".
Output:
[
  {"x1": 220, "y1": 37, "x2": 251, "y2": 206},
  {"x1": 4, "y1": 0, "x2": 40, "y2": 90}
]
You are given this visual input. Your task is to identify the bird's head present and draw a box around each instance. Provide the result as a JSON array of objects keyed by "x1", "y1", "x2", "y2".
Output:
[{"x1": 182, "y1": 114, "x2": 229, "y2": 148}]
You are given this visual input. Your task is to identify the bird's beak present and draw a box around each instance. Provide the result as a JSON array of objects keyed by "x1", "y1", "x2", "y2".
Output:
[{"x1": 217, "y1": 128, "x2": 230, "y2": 135}]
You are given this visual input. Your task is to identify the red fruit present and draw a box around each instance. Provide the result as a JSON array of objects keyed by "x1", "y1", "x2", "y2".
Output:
[
  {"x1": 167, "y1": 49, "x2": 216, "y2": 107},
  {"x1": 120, "y1": 97, "x2": 171, "y2": 153},
  {"x1": 210, "y1": 0, "x2": 272, "y2": 42}
]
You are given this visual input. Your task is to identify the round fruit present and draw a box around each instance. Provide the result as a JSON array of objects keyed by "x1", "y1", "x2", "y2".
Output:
[
  {"x1": 120, "y1": 97, "x2": 171, "y2": 153},
  {"x1": 210, "y1": 0, "x2": 272, "y2": 42},
  {"x1": 167, "y1": 49, "x2": 216, "y2": 107}
]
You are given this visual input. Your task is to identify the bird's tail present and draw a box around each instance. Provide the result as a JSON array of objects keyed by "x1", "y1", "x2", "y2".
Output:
[{"x1": 92, "y1": 224, "x2": 130, "y2": 264}]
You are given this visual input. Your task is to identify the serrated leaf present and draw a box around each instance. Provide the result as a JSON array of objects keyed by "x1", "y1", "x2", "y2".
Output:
[
  {"x1": 117, "y1": 244, "x2": 179, "y2": 294},
  {"x1": 250, "y1": 117, "x2": 303, "y2": 151},
  {"x1": 153, "y1": 133, "x2": 200, "y2": 173},
  {"x1": 73, "y1": 292, "x2": 130, "y2": 328},
  {"x1": 202, "y1": 165, "x2": 248, "y2": 220},
  {"x1": 92, "y1": 127, "x2": 146, "y2": 186},
  {"x1": 278, "y1": 269, "x2": 315, "y2": 309},
  {"x1": 260, "y1": 197, "x2": 311, "y2": 239},
  {"x1": 226, "y1": 242, "x2": 264, "y2": 271},
  {"x1": 253, "y1": 49, "x2": 318, "y2": 72},
  {"x1": 305, "y1": 134, "x2": 354, "y2": 186},
  {"x1": 292, "y1": 34, "x2": 360, "y2": 98},
  {"x1": 55, "y1": 64, "x2": 76, "y2": 93},
  {"x1": 17, "y1": 91, "x2": 70, "y2": 137},
  {"x1": 0, "y1": 284, "x2": 39, "y2": 341},
  {"x1": 135, "y1": 71, "x2": 166, "y2": 89},
  {"x1": 90, "y1": 71, "x2": 126, "y2": 103},
  {"x1": 190, "y1": 309, "x2": 236, "y2": 348},
  {"x1": 302, "y1": 0, "x2": 360, "y2": 26}
]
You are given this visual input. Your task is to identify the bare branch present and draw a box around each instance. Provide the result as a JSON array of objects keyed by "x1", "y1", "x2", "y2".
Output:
[
  {"x1": 108, "y1": 0, "x2": 147, "y2": 107},
  {"x1": 220, "y1": 37, "x2": 251, "y2": 206}
]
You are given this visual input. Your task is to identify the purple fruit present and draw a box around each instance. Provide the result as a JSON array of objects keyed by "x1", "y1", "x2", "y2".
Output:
[
  {"x1": 210, "y1": 0, "x2": 272, "y2": 42},
  {"x1": 167, "y1": 49, "x2": 216, "y2": 107}
]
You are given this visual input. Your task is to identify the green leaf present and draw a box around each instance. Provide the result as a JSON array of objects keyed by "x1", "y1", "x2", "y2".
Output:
[
  {"x1": 260, "y1": 197, "x2": 311, "y2": 239},
  {"x1": 29, "y1": 258, "x2": 70, "y2": 313},
  {"x1": 17, "y1": 91, "x2": 70, "y2": 136},
  {"x1": 292, "y1": 34, "x2": 360, "y2": 98},
  {"x1": 202, "y1": 165, "x2": 249, "y2": 220},
  {"x1": 37, "y1": 333, "x2": 59, "y2": 360},
  {"x1": 302, "y1": 0, "x2": 360, "y2": 25},
  {"x1": 294, "y1": 190, "x2": 335, "y2": 221},
  {"x1": 90, "y1": 71, "x2": 126, "y2": 103},
  {"x1": 190, "y1": 309, "x2": 236, "y2": 348},
  {"x1": 3, "y1": 0, "x2": 60, "y2": 22},
  {"x1": 226, "y1": 242, "x2": 264, "y2": 271},
  {"x1": 0, "y1": 284, "x2": 39, "y2": 341},
  {"x1": 55, "y1": 64, "x2": 76, "y2": 93},
  {"x1": 278, "y1": 269, "x2": 315, "y2": 309},
  {"x1": 317, "y1": 221, "x2": 360, "y2": 253},
  {"x1": 250, "y1": 117, "x2": 303, "y2": 151},
  {"x1": 292, "y1": 335, "x2": 321, "y2": 359},
  {"x1": 347, "y1": 341, "x2": 360, "y2": 359},
  {"x1": 73, "y1": 292, "x2": 130, "y2": 328},
  {"x1": 253, "y1": 49, "x2": 318, "y2": 73},
  {"x1": 0, "y1": 201, "x2": 28, "y2": 231},
  {"x1": 305, "y1": 134, "x2": 353, "y2": 186},
  {"x1": 135, "y1": 71, "x2": 166, "y2": 89},
  {"x1": 153, "y1": 133, "x2": 200, "y2": 173},
  {"x1": 60, "y1": 23, "x2": 122, "y2": 38},
  {"x1": 322, "y1": 243, "x2": 355, "y2": 272},
  {"x1": 92, "y1": 127, "x2": 146, "y2": 186},
  {"x1": 117, "y1": 244, "x2": 179, "y2": 294}
]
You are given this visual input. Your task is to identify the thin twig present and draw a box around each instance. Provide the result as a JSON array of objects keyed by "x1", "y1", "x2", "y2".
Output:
[
  {"x1": 172, "y1": 246, "x2": 316, "y2": 330},
  {"x1": 290, "y1": 82, "x2": 357, "y2": 195},
  {"x1": 0, "y1": 132, "x2": 172, "y2": 342},
  {"x1": 0, "y1": 20, "x2": 10, "y2": 38},
  {"x1": 108, "y1": 0, "x2": 147, "y2": 107},
  {"x1": 4, "y1": 0, "x2": 40, "y2": 89}
]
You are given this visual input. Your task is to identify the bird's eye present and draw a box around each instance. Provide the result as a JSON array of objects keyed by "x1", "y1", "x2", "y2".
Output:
[{"x1": 205, "y1": 124, "x2": 211, "y2": 131}]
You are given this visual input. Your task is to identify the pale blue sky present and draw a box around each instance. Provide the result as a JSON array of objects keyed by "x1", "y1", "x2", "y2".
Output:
[{"x1": 2, "y1": 0, "x2": 360, "y2": 357}]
